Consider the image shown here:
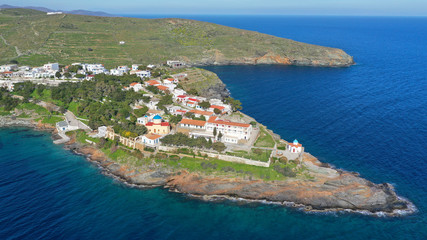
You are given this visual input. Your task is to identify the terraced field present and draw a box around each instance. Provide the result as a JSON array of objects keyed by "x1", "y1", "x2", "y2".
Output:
[{"x1": 0, "y1": 8, "x2": 354, "y2": 68}]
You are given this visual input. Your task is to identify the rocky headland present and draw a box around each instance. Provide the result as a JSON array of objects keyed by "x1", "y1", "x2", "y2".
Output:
[{"x1": 60, "y1": 137, "x2": 414, "y2": 216}]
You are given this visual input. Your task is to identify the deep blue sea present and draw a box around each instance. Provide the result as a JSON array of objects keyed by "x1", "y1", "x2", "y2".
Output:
[{"x1": 1, "y1": 16, "x2": 426, "y2": 239}]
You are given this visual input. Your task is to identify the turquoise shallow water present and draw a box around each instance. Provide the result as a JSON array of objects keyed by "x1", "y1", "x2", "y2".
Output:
[{"x1": 1, "y1": 16, "x2": 427, "y2": 239}]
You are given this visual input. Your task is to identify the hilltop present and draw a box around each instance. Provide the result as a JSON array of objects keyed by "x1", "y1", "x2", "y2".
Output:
[{"x1": 0, "y1": 8, "x2": 354, "y2": 68}]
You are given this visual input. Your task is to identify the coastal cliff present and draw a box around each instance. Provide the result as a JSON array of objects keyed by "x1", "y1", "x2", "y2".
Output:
[{"x1": 0, "y1": 9, "x2": 354, "y2": 68}]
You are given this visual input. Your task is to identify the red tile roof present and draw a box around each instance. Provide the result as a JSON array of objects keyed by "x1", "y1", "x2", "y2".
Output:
[
  {"x1": 288, "y1": 143, "x2": 302, "y2": 148},
  {"x1": 180, "y1": 119, "x2": 206, "y2": 127},
  {"x1": 207, "y1": 117, "x2": 250, "y2": 128},
  {"x1": 188, "y1": 98, "x2": 199, "y2": 102},
  {"x1": 177, "y1": 95, "x2": 187, "y2": 98},
  {"x1": 146, "y1": 122, "x2": 170, "y2": 126},
  {"x1": 210, "y1": 105, "x2": 225, "y2": 110},
  {"x1": 130, "y1": 82, "x2": 139, "y2": 86},
  {"x1": 145, "y1": 133, "x2": 162, "y2": 140},
  {"x1": 146, "y1": 80, "x2": 160, "y2": 85},
  {"x1": 157, "y1": 85, "x2": 168, "y2": 91},
  {"x1": 189, "y1": 110, "x2": 214, "y2": 116}
]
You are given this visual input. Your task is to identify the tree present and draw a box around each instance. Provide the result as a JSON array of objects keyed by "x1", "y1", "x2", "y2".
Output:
[
  {"x1": 157, "y1": 94, "x2": 173, "y2": 110},
  {"x1": 68, "y1": 65, "x2": 82, "y2": 73},
  {"x1": 225, "y1": 97, "x2": 242, "y2": 111},
  {"x1": 75, "y1": 74, "x2": 86, "y2": 79},
  {"x1": 250, "y1": 121, "x2": 257, "y2": 127},
  {"x1": 169, "y1": 114, "x2": 182, "y2": 124},
  {"x1": 212, "y1": 142, "x2": 226, "y2": 152},
  {"x1": 64, "y1": 72, "x2": 71, "y2": 78},
  {"x1": 137, "y1": 65, "x2": 147, "y2": 70},
  {"x1": 213, "y1": 127, "x2": 217, "y2": 138},
  {"x1": 214, "y1": 108, "x2": 221, "y2": 115},
  {"x1": 134, "y1": 106, "x2": 149, "y2": 117},
  {"x1": 55, "y1": 72, "x2": 62, "y2": 78},
  {"x1": 187, "y1": 88, "x2": 198, "y2": 96},
  {"x1": 199, "y1": 101, "x2": 210, "y2": 109},
  {"x1": 217, "y1": 131, "x2": 223, "y2": 141},
  {"x1": 184, "y1": 112, "x2": 195, "y2": 119}
]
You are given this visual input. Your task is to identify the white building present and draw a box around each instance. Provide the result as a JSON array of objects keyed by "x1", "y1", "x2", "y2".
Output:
[
  {"x1": 129, "y1": 82, "x2": 143, "y2": 91},
  {"x1": 140, "y1": 133, "x2": 163, "y2": 147},
  {"x1": 179, "y1": 119, "x2": 207, "y2": 130},
  {"x1": 0, "y1": 80, "x2": 14, "y2": 91},
  {"x1": 110, "y1": 69, "x2": 123, "y2": 76},
  {"x1": 43, "y1": 63, "x2": 59, "y2": 71},
  {"x1": 137, "y1": 115, "x2": 152, "y2": 125},
  {"x1": 147, "y1": 100, "x2": 159, "y2": 110},
  {"x1": 206, "y1": 116, "x2": 252, "y2": 143},
  {"x1": 47, "y1": 12, "x2": 63, "y2": 15},
  {"x1": 131, "y1": 64, "x2": 139, "y2": 71},
  {"x1": 287, "y1": 139, "x2": 302, "y2": 153},
  {"x1": 166, "y1": 60, "x2": 185, "y2": 68},
  {"x1": 83, "y1": 64, "x2": 106, "y2": 74},
  {"x1": 135, "y1": 70, "x2": 151, "y2": 79},
  {"x1": 0, "y1": 64, "x2": 18, "y2": 72}
]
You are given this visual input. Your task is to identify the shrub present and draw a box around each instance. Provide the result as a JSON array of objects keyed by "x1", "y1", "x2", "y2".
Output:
[
  {"x1": 279, "y1": 156, "x2": 288, "y2": 164},
  {"x1": 201, "y1": 162, "x2": 217, "y2": 170},
  {"x1": 221, "y1": 166, "x2": 235, "y2": 172},
  {"x1": 145, "y1": 147, "x2": 155, "y2": 152},
  {"x1": 169, "y1": 155, "x2": 181, "y2": 162},
  {"x1": 273, "y1": 165, "x2": 296, "y2": 177},
  {"x1": 155, "y1": 153, "x2": 168, "y2": 159}
]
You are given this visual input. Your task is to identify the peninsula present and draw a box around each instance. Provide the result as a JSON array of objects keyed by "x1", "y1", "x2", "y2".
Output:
[
  {"x1": 0, "y1": 9, "x2": 414, "y2": 216},
  {"x1": 0, "y1": 9, "x2": 354, "y2": 68}
]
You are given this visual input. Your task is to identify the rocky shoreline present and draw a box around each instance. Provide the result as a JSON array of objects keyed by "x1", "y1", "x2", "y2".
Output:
[{"x1": 0, "y1": 116, "x2": 415, "y2": 217}]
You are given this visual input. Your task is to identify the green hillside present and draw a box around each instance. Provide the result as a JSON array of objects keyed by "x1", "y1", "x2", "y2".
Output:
[{"x1": 0, "y1": 8, "x2": 354, "y2": 68}]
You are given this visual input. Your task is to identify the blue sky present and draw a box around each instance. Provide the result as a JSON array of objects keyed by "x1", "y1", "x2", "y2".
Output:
[{"x1": 4, "y1": 0, "x2": 427, "y2": 16}]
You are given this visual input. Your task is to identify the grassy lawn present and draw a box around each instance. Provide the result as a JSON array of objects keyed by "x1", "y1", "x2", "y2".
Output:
[
  {"x1": 0, "y1": 107, "x2": 10, "y2": 116},
  {"x1": 73, "y1": 130, "x2": 100, "y2": 144},
  {"x1": 16, "y1": 102, "x2": 50, "y2": 115},
  {"x1": 155, "y1": 156, "x2": 291, "y2": 181},
  {"x1": 227, "y1": 149, "x2": 272, "y2": 162},
  {"x1": 254, "y1": 126, "x2": 275, "y2": 148},
  {"x1": 17, "y1": 112, "x2": 31, "y2": 118},
  {"x1": 41, "y1": 115, "x2": 63, "y2": 125}
]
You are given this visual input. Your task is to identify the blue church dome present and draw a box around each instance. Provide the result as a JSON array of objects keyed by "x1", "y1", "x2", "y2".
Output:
[
  {"x1": 293, "y1": 139, "x2": 299, "y2": 144},
  {"x1": 153, "y1": 115, "x2": 162, "y2": 120}
]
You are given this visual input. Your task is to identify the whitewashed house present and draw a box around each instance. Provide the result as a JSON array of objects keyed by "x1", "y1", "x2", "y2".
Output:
[
  {"x1": 0, "y1": 64, "x2": 18, "y2": 72},
  {"x1": 110, "y1": 69, "x2": 123, "y2": 76},
  {"x1": 205, "y1": 116, "x2": 252, "y2": 143},
  {"x1": 135, "y1": 70, "x2": 151, "y2": 79},
  {"x1": 132, "y1": 64, "x2": 139, "y2": 71},
  {"x1": 140, "y1": 133, "x2": 163, "y2": 147},
  {"x1": 287, "y1": 139, "x2": 303, "y2": 153},
  {"x1": 137, "y1": 115, "x2": 152, "y2": 125},
  {"x1": 147, "y1": 100, "x2": 159, "y2": 110},
  {"x1": 43, "y1": 63, "x2": 59, "y2": 71},
  {"x1": 167, "y1": 60, "x2": 185, "y2": 68},
  {"x1": 129, "y1": 82, "x2": 143, "y2": 92}
]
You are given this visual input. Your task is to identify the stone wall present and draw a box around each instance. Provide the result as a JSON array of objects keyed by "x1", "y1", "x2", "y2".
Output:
[{"x1": 158, "y1": 145, "x2": 270, "y2": 167}]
